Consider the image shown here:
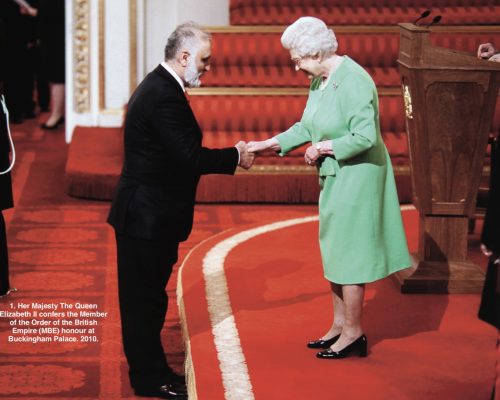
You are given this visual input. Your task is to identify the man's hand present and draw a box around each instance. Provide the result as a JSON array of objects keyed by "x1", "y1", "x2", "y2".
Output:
[
  {"x1": 481, "y1": 244, "x2": 500, "y2": 265},
  {"x1": 477, "y1": 43, "x2": 496, "y2": 59},
  {"x1": 235, "y1": 141, "x2": 255, "y2": 169},
  {"x1": 15, "y1": 0, "x2": 38, "y2": 16},
  {"x1": 481, "y1": 244, "x2": 493, "y2": 257}
]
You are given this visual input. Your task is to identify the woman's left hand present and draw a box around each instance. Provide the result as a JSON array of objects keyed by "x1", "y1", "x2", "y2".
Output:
[{"x1": 304, "y1": 145, "x2": 320, "y2": 166}]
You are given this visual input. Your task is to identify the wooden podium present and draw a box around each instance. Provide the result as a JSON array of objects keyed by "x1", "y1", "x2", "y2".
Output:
[{"x1": 395, "y1": 23, "x2": 500, "y2": 293}]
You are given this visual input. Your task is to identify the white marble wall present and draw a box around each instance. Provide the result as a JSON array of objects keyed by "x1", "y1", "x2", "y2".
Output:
[{"x1": 66, "y1": 0, "x2": 229, "y2": 142}]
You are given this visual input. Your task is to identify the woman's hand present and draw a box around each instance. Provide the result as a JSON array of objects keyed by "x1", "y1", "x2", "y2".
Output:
[
  {"x1": 305, "y1": 140, "x2": 334, "y2": 165},
  {"x1": 304, "y1": 145, "x2": 320, "y2": 166},
  {"x1": 248, "y1": 138, "x2": 281, "y2": 153}
]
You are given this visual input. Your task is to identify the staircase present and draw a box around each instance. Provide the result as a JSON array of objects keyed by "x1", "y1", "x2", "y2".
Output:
[{"x1": 65, "y1": 1, "x2": 500, "y2": 203}]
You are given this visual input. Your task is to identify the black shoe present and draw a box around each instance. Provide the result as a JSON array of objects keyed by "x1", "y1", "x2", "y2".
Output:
[
  {"x1": 40, "y1": 116, "x2": 64, "y2": 130},
  {"x1": 307, "y1": 334, "x2": 341, "y2": 349},
  {"x1": 167, "y1": 371, "x2": 186, "y2": 386},
  {"x1": 0, "y1": 287, "x2": 18, "y2": 298},
  {"x1": 316, "y1": 335, "x2": 368, "y2": 359},
  {"x1": 134, "y1": 382, "x2": 187, "y2": 399}
]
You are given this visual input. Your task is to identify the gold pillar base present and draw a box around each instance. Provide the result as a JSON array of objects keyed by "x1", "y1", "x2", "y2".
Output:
[{"x1": 393, "y1": 254, "x2": 485, "y2": 294}]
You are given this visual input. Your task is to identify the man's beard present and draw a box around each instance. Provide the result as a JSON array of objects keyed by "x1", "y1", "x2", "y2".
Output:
[{"x1": 185, "y1": 58, "x2": 202, "y2": 88}]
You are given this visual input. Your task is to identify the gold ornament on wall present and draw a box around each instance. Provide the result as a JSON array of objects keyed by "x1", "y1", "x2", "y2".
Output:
[
  {"x1": 73, "y1": 0, "x2": 90, "y2": 113},
  {"x1": 402, "y1": 84, "x2": 414, "y2": 120}
]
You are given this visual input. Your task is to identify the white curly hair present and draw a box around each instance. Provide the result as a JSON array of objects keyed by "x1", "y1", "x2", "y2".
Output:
[{"x1": 281, "y1": 17, "x2": 338, "y2": 58}]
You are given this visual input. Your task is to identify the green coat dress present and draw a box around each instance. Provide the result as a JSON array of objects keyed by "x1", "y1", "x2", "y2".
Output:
[{"x1": 275, "y1": 56, "x2": 411, "y2": 284}]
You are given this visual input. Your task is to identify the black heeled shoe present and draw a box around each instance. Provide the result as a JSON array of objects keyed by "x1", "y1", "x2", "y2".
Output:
[
  {"x1": 316, "y1": 335, "x2": 368, "y2": 359},
  {"x1": 0, "y1": 287, "x2": 18, "y2": 298},
  {"x1": 307, "y1": 334, "x2": 341, "y2": 349},
  {"x1": 40, "y1": 116, "x2": 64, "y2": 130}
]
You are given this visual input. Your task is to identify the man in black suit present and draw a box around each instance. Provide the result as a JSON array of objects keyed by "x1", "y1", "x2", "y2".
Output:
[{"x1": 107, "y1": 22, "x2": 254, "y2": 399}]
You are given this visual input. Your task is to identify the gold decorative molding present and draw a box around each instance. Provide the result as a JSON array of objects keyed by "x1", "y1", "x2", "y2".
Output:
[
  {"x1": 189, "y1": 87, "x2": 308, "y2": 96},
  {"x1": 402, "y1": 84, "x2": 414, "y2": 119},
  {"x1": 98, "y1": 0, "x2": 105, "y2": 110},
  {"x1": 129, "y1": 0, "x2": 138, "y2": 94},
  {"x1": 73, "y1": 0, "x2": 91, "y2": 113},
  {"x1": 190, "y1": 86, "x2": 497, "y2": 97},
  {"x1": 189, "y1": 87, "x2": 403, "y2": 96},
  {"x1": 206, "y1": 25, "x2": 500, "y2": 34},
  {"x1": 235, "y1": 164, "x2": 316, "y2": 174},
  {"x1": 235, "y1": 164, "x2": 412, "y2": 175},
  {"x1": 99, "y1": 108, "x2": 125, "y2": 115}
]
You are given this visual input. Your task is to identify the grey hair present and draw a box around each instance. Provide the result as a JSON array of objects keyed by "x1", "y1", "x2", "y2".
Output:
[
  {"x1": 281, "y1": 17, "x2": 338, "y2": 58},
  {"x1": 164, "y1": 21, "x2": 211, "y2": 61}
]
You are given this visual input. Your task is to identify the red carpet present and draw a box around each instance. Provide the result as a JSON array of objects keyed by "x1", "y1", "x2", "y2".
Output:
[{"x1": 179, "y1": 208, "x2": 497, "y2": 400}]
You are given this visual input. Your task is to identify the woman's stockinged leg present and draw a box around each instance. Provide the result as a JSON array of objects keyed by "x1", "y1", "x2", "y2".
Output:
[
  {"x1": 322, "y1": 282, "x2": 344, "y2": 339},
  {"x1": 44, "y1": 83, "x2": 65, "y2": 126},
  {"x1": 329, "y1": 283, "x2": 365, "y2": 351}
]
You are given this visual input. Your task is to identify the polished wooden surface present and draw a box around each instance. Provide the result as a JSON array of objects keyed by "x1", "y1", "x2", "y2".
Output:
[{"x1": 395, "y1": 23, "x2": 500, "y2": 293}]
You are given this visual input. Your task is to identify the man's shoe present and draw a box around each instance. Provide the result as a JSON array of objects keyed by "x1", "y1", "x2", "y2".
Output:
[
  {"x1": 0, "y1": 287, "x2": 18, "y2": 298},
  {"x1": 168, "y1": 371, "x2": 186, "y2": 386},
  {"x1": 134, "y1": 382, "x2": 187, "y2": 399}
]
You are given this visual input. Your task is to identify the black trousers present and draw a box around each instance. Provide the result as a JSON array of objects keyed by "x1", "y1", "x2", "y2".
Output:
[
  {"x1": 115, "y1": 231, "x2": 179, "y2": 390},
  {"x1": 0, "y1": 211, "x2": 10, "y2": 294},
  {"x1": 479, "y1": 258, "x2": 500, "y2": 330}
]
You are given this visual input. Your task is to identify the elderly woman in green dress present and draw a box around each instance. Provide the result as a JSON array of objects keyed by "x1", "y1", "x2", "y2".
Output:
[{"x1": 248, "y1": 17, "x2": 411, "y2": 359}]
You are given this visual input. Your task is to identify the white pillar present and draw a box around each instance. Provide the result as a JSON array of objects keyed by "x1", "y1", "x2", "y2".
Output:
[
  {"x1": 143, "y1": 0, "x2": 229, "y2": 77},
  {"x1": 66, "y1": 0, "x2": 229, "y2": 142}
]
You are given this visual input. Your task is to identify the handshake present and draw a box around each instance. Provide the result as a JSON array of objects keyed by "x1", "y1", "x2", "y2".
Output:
[
  {"x1": 235, "y1": 139, "x2": 280, "y2": 169},
  {"x1": 236, "y1": 138, "x2": 333, "y2": 169},
  {"x1": 235, "y1": 141, "x2": 257, "y2": 170}
]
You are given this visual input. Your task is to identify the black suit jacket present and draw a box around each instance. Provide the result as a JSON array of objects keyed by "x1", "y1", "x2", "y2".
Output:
[{"x1": 107, "y1": 65, "x2": 238, "y2": 241}]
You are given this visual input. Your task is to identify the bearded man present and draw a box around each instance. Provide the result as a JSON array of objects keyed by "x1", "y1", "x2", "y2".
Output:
[{"x1": 107, "y1": 22, "x2": 254, "y2": 399}]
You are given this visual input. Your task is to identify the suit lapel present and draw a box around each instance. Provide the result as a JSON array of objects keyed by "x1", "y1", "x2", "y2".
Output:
[{"x1": 153, "y1": 64, "x2": 187, "y2": 99}]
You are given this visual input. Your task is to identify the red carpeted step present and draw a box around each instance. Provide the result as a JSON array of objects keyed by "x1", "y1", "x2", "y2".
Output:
[
  {"x1": 203, "y1": 65, "x2": 402, "y2": 88},
  {"x1": 196, "y1": 127, "x2": 411, "y2": 203},
  {"x1": 64, "y1": 126, "x2": 122, "y2": 200},
  {"x1": 205, "y1": 31, "x2": 500, "y2": 88},
  {"x1": 190, "y1": 94, "x2": 412, "y2": 135},
  {"x1": 229, "y1": 0, "x2": 499, "y2": 25},
  {"x1": 64, "y1": 92, "x2": 498, "y2": 202}
]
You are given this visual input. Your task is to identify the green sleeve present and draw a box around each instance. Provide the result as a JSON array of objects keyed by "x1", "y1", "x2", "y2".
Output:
[
  {"x1": 332, "y1": 75, "x2": 377, "y2": 161},
  {"x1": 274, "y1": 122, "x2": 311, "y2": 156}
]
